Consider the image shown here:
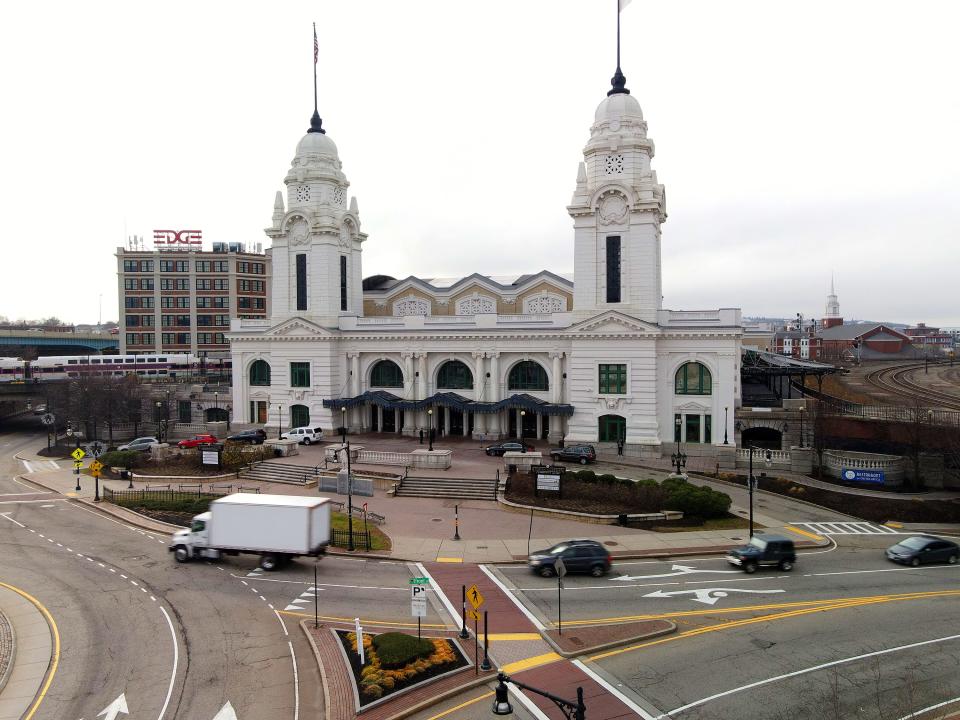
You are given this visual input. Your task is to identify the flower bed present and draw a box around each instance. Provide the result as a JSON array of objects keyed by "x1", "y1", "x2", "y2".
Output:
[{"x1": 337, "y1": 630, "x2": 468, "y2": 706}]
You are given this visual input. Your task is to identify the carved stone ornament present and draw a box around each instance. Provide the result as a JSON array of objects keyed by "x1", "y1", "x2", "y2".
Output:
[
  {"x1": 598, "y1": 192, "x2": 629, "y2": 225},
  {"x1": 292, "y1": 391, "x2": 306, "y2": 401},
  {"x1": 289, "y1": 218, "x2": 309, "y2": 245},
  {"x1": 339, "y1": 222, "x2": 352, "y2": 248},
  {"x1": 606, "y1": 398, "x2": 621, "y2": 410}
]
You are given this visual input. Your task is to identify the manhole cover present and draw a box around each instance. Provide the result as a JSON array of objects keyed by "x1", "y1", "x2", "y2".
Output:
[
  {"x1": 431, "y1": 518, "x2": 443, "y2": 522},
  {"x1": 603, "y1": 541, "x2": 619, "y2": 546}
]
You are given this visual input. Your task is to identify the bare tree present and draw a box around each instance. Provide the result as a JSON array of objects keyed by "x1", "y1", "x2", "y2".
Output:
[{"x1": 902, "y1": 397, "x2": 932, "y2": 491}]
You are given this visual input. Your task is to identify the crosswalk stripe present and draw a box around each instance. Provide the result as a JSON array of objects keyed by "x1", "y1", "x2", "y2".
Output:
[{"x1": 795, "y1": 522, "x2": 907, "y2": 536}]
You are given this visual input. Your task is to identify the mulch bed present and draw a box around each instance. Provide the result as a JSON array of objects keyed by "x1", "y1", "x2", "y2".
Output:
[
  {"x1": 335, "y1": 630, "x2": 469, "y2": 707},
  {"x1": 543, "y1": 619, "x2": 675, "y2": 655}
]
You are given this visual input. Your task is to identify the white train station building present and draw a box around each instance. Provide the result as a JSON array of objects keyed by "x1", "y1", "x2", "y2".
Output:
[{"x1": 228, "y1": 61, "x2": 742, "y2": 456}]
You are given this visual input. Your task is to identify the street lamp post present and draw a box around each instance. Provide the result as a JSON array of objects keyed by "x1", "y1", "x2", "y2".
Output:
[
  {"x1": 747, "y1": 446, "x2": 756, "y2": 537},
  {"x1": 341, "y1": 406, "x2": 347, "y2": 444},
  {"x1": 520, "y1": 410, "x2": 526, "y2": 450},
  {"x1": 155, "y1": 401, "x2": 163, "y2": 443},
  {"x1": 346, "y1": 440, "x2": 355, "y2": 552},
  {"x1": 278, "y1": 403, "x2": 283, "y2": 440},
  {"x1": 671, "y1": 416, "x2": 686, "y2": 476},
  {"x1": 427, "y1": 408, "x2": 434, "y2": 452},
  {"x1": 492, "y1": 671, "x2": 585, "y2": 720},
  {"x1": 723, "y1": 406, "x2": 729, "y2": 445}
]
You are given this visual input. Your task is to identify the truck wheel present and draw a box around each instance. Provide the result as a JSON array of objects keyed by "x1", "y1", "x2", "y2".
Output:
[
  {"x1": 779, "y1": 560, "x2": 793, "y2": 571},
  {"x1": 303, "y1": 438, "x2": 311, "y2": 445},
  {"x1": 260, "y1": 554, "x2": 279, "y2": 571},
  {"x1": 743, "y1": 561, "x2": 758, "y2": 574},
  {"x1": 174, "y1": 547, "x2": 190, "y2": 563}
]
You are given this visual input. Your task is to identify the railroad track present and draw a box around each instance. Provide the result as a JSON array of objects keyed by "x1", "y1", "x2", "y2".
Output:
[{"x1": 864, "y1": 362, "x2": 960, "y2": 411}]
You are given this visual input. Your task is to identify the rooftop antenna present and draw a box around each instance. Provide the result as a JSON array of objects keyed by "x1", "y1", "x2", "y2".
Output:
[{"x1": 308, "y1": 23, "x2": 325, "y2": 134}]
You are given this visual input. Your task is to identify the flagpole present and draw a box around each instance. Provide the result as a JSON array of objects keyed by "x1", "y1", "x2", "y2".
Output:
[
  {"x1": 616, "y1": 0, "x2": 620, "y2": 71},
  {"x1": 313, "y1": 22, "x2": 318, "y2": 116}
]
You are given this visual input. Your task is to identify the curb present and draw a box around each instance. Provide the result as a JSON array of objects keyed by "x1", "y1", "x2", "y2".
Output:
[
  {"x1": 299, "y1": 621, "x2": 332, "y2": 720},
  {"x1": 539, "y1": 620, "x2": 677, "y2": 659},
  {"x1": 0, "y1": 608, "x2": 15, "y2": 696}
]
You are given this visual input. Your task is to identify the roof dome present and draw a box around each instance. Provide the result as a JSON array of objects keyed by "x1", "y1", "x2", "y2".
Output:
[
  {"x1": 295, "y1": 131, "x2": 339, "y2": 160},
  {"x1": 594, "y1": 92, "x2": 644, "y2": 124}
]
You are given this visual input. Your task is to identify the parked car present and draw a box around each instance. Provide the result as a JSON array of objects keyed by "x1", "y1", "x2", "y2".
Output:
[
  {"x1": 226, "y1": 429, "x2": 267, "y2": 445},
  {"x1": 549, "y1": 445, "x2": 597, "y2": 465},
  {"x1": 177, "y1": 434, "x2": 218, "y2": 449},
  {"x1": 528, "y1": 539, "x2": 612, "y2": 578},
  {"x1": 117, "y1": 436, "x2": 160, "y2": 452},
  {"x1": 281, "y1": 426, "x2": 323, "y2": 445},
  {"x1": 726, "y1": 534, "x2": 796, "y2": 573},
  {"x1": 886, "y1": 535, "x2": 959, "y2": 566},
  {"x1": 484, "y1": 440, "x2": 534, "y2": 456},
  {"x1": 32, "y1": 404, "x2": 47, "y2": 415}
]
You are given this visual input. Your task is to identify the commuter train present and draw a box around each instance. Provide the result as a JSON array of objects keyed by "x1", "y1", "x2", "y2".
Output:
[{"x1": 0, "y1": 354, "x2": 232, "y2": 382}]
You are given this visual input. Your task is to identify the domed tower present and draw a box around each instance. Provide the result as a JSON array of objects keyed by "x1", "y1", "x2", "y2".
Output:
[
  {"x1": 265, "y1": 113, "x2": 366, "y2": 327},
  {"x1": 569, "y1": 65, "x2": 666, "y2": 322},
  {"x1": 823, "y1": 275, "x2": 843, "y2": 329}
]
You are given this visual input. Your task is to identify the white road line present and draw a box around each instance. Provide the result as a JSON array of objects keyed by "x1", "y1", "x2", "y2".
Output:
[
  {"x1": 0, "y1": 499, "x2": 67, "y2": 504},
  {"x1": 288, "y1": 640, "x2": 300, "y2": 720},
  {"x1": 21, "y1": 461, "x2": 32, "y2": 473},
  {"x1": 158, "y1": 606, "x2": 179, "y2": 720},
  {"x1": 657, "y1": 632, "x2": 960, "y2": 718},
  {"x1": 414, "y1": 562, "x2": 462, "y2": 630},
  {"x1": 0, "y1": 491, "x2": 50, "y2": 495},
  {"x1": 0, "y1": 512, "x2": 25, "y2": 527},
  {"x1": 809, "y1": 565, "x2": 960, "y2": 579},
  {"x1": 274, "y1": 609, "x2": 289, "y2": 636},
  {"x1": 573, "y1": 659, "x2": 658, "y2": 720},
  {"x1": 479, "y1": 564, "x2": 546, "y2": 632},
  {"x1": 894, "y1": 694, "x2": 960, "y2": 720},
  {"x1": 228, "y1": 572, "x2": 406, "y2": 591},
  {"x1": 516, "y1": 575, "x2": 786, "y2": 593}
]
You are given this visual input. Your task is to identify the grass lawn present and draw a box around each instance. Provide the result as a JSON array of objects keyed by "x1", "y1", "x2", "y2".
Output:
[{"x1": 331, "y1": 511, "x2": 392, "y2": 552}]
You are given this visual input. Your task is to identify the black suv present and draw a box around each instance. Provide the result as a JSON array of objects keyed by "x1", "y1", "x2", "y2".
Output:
[
  {"x1": 549, "y1": 445, "x2": 597, "y2": 465},
  {"x1": 528, "y1": 539, "x2": 611, "y2": 577},
  {"x1": 226, "y1": 428, "x2": 267, "y2": 445},
  {"x1": 484, "y1": 440, "x2": 534, "y2": 456},
  {"x1": 726, "y1": 534, "x2": 796, "y2": 573}
]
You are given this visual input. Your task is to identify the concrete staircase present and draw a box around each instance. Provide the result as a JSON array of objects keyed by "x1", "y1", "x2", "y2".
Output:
[
  {"x1": 238, "y1": 461, "x2": 318, "y2": 486},
  {"x1": 395, "y1": 476, "x2": 498, "y2": 501}
]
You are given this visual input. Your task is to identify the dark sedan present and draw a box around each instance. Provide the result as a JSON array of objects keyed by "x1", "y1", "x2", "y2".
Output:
[
  {"x1": 226, "y1": 429, "x2": 267, "y2": 445},
  {"x1": 484, "y1": 440, "x2": 534, "y2": 456},
  {"x1": 549, "y1": 444, "x2": 597, "y2": 464},
  {"x1": 886, "y1": 535, "x2": 959, "y2": 566},
  {"x1": 528, "y1": 539, "x2": 612, "y2": 577}
]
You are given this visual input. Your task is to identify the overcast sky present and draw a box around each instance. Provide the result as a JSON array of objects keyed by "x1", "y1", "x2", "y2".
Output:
[{"x1": 1, "y1": 1, "x2": 958, "y2": 327}]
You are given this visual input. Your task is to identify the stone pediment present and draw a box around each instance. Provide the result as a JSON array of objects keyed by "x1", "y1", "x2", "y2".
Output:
[
  {"x1": 265, "y1": 317, "x2": 334, "y2": 338},
  {"x1": 569, "y1": 311, "x2": 660, "y2": 336},
  {"x1": 676, "y1": 400, "x2": 710, "y2": 411}
]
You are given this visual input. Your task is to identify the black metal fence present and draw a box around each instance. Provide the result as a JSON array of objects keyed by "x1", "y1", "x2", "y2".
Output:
[
  {"x1": 330, "y1": 528, "x2": 372, "y2": 551},
  {"x1": 103, "y1": 487, "x2": 228, "y2": 505}
]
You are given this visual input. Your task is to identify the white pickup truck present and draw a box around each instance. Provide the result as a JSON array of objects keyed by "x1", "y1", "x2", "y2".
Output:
[{"x1": 170, "y1": 493, "x2": 331, "y2": 570}]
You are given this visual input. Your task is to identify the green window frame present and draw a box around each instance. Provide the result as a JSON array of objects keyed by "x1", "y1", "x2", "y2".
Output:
[
  {"x1": 704, "y1": 415, "x2": 712, "y2": 444},
  {"x1": 675, "y1": 362, "x2": 712, "y2": 395},
  {"x1": 290, "y1": 362, "x2": 310, "y2": 388},
  {"x1": 437, "y1": 360, "x2": 473, "y2": 390},
  {"x1": 249, "y1": 360, "x2": 271, "y2": 386},
  {"x1": 290, "y1": 404, "x2": 310, "y2": 428},
  {"x1": 370, "y1": 360, "x2": 403, "y2": 388},
  {"x1": 508, "y1": 361, "x2": 549, "y2": 391},
  {"x1": 598, "y1": 364, "x2": 627, "y2": 394}
]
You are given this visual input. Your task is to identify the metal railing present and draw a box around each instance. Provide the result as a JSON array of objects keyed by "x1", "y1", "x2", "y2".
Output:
[
  {"x1": 104, "y1": 487, "x2": 228, "y2": 504},
  {"x1": 355, "y1": 450, "x2": 413, "y2": 467},
  {"x1": 330, "y1": 528, "x2": 372, "y2": 551}
]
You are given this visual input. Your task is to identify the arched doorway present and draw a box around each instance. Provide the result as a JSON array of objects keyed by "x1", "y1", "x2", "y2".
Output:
[
  {"x1": 598, "y1": 414, "x2": 626, "y2": 443},
  {"x1": 370, "y1": 360, "x2": 403, "y2": 388},
  {"x1": 436, "y1": 360, "x2": 473, "y2": 390},
  {"x1": 741, "y1": 426, "x2": 782, "y2": 450},
  {"x1": 290, "y1": 404, "x2": 310, "y2": 428}
]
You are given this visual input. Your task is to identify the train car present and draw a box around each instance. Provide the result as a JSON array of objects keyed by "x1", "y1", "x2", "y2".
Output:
[
  {"x1": 0, "y1": 357, "x2": 26, "y2": 382},
  {"x1": 22, "y1": 354, "x2": 233, "y2": 382}
]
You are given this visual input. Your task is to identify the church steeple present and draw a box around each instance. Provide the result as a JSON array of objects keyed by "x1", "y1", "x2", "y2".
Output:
[{"x1": 823, "y1": 274, "x2": 843, "y2": 328}]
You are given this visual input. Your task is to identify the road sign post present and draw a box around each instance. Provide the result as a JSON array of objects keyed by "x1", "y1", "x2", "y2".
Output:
[
  {"x1": 355, "y1": 617, "x2": 365, "y2": 666},
  {"x1": 89, "y1": 460, "x2": 103, "y2": 502},
  {"x1": 480, "y1": 610, "x2": 491, "y2": 671},
  {"x1": 459, "y1": 585, "x2": 469, "y2": 639},
  {"x1": 410, "y1": 577, "x2": 429, "y2": 639},
  {"x1": 555, "y1": 556, "x2": 567, "y2": 635}
]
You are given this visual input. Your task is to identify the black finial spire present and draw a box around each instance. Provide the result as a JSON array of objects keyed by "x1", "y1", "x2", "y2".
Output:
[
  {"x1": 608, "y1": 0, "x2": 631, "y2": 96},
  {"x1": 308, "y1": 23, "x2": 326, "y2": 134}
]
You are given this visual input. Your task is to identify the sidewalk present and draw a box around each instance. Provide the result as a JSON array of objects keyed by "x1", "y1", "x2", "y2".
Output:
[{"x1": 0, "y1": 585, "x2": 53, "y2": 720}]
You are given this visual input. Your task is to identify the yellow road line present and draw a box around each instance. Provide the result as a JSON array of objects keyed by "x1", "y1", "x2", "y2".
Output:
[
  {"x1": 501, "y1": 651, "x2": 562, "y2": 674},
  {"x1": 885, "y1": 521, "x2": 904, "y2": 528},
  {"x1": 488, "y1": 633, "x2": 541, "y2": 641},
  {"x1": 426, "y1": 691, "x2": 494, "y2": 720},
  {"x1": 784, "y1": 524, "x2": 824, "y2": 541},
  {"x1": 278, "y1": 609, "x2": 447, "y2": 628},
  {"x1": 0, "y1": 581, "x2": 60, "y2": 720},
  {"x1": 436, "y1": 557, "x2": 464, "y2": 563},
  {"x1": 588, "y1": 589, "x2": 960, "y2": 662}
]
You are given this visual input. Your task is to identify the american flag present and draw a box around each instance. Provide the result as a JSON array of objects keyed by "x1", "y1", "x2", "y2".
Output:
[{"x1": 313, "y1": 25, "x2": 318, "y2": 64}]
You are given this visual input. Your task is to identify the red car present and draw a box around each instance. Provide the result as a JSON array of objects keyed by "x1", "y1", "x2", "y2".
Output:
[{"x1": 177, "y1": 434, "x2": 218, "y2": 449}]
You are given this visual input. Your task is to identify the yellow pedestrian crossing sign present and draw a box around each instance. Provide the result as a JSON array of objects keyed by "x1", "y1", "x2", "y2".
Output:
[
  {"x1": 71, "y1": 448, "x2": 86, "y2": 461},
  {"x1": 467, "y1": 607, "x2": 481, "y2": 622},
  {"x1": 467, "y1": 584, "x2": 484, "y2": 610},
  {"x1": 89, "y1": 460, "x2": 104, "y2": 473}
]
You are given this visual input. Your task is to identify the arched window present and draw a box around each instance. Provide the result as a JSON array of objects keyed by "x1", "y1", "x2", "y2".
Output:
[
  {"x1": 249, "y1": 360, "x2": 271, "y2": 386},
  {"x1": 675, "y1": 362, "x2": 712, "y2": 395},
  {"x1": 598, "y1": 414, "x2": 626, "y2": 443},
  {"x1": 508, "y1": 361, "x2": 549, "y2": 391},
  {"x1": 437, "y1": 360, "x2": 473, "y2": 390},
  {"x1": 290, "y1": 404, "x2": 310, "y2": 428},
  {"x1": 370, "y1": 360, "x2": 403, "y2": 388}
]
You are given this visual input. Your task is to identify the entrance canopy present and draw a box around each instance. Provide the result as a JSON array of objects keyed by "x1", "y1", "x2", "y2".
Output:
[{"x1": 322, "y1": 390, "x2": 573, "y2": 416}]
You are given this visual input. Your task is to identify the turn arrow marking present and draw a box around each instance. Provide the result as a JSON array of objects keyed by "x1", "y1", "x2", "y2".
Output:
[
  {"x1": 643, "y1": 587, "x2": 785, "y2": 605},
  {"x1": 612, "y1": 564, "x2": 742, "y2": 582},
  {"x1": 212, "y1": 701, "x2": 239, "y2": 720},
  {"x1": 96, "y1": 693, "x2": 128, "y2": 720}
]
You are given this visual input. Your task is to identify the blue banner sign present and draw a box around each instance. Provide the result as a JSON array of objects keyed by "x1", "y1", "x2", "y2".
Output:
[{"x1": 842, "y1": 468, "x2": 884, "y2": 484}]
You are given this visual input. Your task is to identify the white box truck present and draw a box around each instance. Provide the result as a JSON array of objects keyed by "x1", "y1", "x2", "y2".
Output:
[{"x1": 169, "y1": 493, "x2": 331, "y2": 570}]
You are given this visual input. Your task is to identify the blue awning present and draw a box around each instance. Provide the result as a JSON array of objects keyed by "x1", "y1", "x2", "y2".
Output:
[{"x1": 322, "y1": 391, "x2": 574, "y2": 416}]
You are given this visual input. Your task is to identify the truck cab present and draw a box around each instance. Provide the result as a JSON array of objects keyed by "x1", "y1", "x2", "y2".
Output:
[{"x1": 170, "y1": 512, "x2": 220, "y2": 562}]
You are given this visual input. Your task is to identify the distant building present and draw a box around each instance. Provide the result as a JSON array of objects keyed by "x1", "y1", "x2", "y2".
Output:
[
  {"x1": 772, "y1": 329, "x2": 823, "y2": 360},
  {"x1": 116, "y1": 244, "x2": 271, "y2": 355},
  {"x1": 903, "y1": 323, "x2": 952, "y2": 354},
  {"x1": 819, "y1": 323, "x2": 914, "y2": 361}
]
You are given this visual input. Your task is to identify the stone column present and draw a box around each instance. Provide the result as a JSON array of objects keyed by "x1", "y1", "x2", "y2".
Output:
[
  {"x1": 487, "y1": 352, "x2": 501, "y2": 437},
  {"x1": 351, "y1": 353, "x2": 361, "y2": 429},
  {"x1": 473, "y1": 351, "x2": 486, "y2": 401},
  {"x1": 416, "y1": 352, "x2": 428, "y2": 432},
  {"x1": 402, "y1": 352, "x2": 415, "y2": 400},
  {"x1": 550, "y1": 352, "x2": 563, "y2": 440}
]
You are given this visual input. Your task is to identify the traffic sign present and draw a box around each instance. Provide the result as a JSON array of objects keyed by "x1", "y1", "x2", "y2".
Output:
[
  {"x1": 85, "y1": 441, "x2": 106, "y2": 458},
  {"x1": 467, "y1": 607, "x2": 481, "y2": 622},
  {"x1": 466, "y1": 584, "x2": 484, "y2": 610},
  {"x1": 71, "y1": 448, "x2": 86, "y2": 461},
  {"x1": 89, "y1": 460, "x2": 104, "y2": 473},
  {"x1": 411, "y1": 583, "x2": 428, "y2": 618},
  {"x1": 40, "y1": 413, "x2": 55, "y2": 426},
  {"x1": 73, "y1": 460, "x2": 83, "y2": 469},
  {"x1": 554, "y1": 556, "x2": 567, "y2": 580},
  {"x1": 409, "y1": 577, "x2": 430, "y2": 585}
]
